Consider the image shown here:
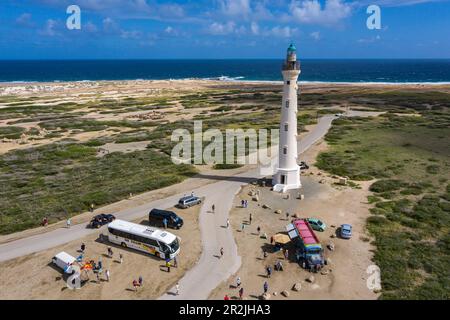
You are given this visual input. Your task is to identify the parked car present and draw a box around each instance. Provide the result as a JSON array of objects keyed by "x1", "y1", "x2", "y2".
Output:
[
  {"x1": 149, "y1": 208, "x2": 184, "y2": 229},
  {"x1": 178, "y1": 195, "x2": 202, "y2": 209},
  {"x1": 306, "y1": 218, "x2": 327, "y2": 232},
  {"x1": 52, "y1": 251, "x2": 76, "y2": 274},
  {"x1": 299, "y1": 161, "x2": 309, "y2": 170},
  {"x1": 89, "y1": 214, "x2": 116, "y2": 229},
  {"x1": 340, "y1": 224, "x2": 352, "y2": 239}
]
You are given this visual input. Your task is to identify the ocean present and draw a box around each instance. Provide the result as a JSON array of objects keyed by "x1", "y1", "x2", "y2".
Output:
[{"x1": 1, "y1": 59, "x2": 450, "y2": 83}]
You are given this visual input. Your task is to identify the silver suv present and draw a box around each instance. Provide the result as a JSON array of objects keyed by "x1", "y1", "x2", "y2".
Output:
[{"x1": 178, "y1": 196, "x2": 202, "y2": 209}]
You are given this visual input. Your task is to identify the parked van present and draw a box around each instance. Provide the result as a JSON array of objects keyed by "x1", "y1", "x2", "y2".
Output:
[
  {"x1": 178, "y1": 195, "x2": 202, "y2": 209},
  {"x1": 52, "y1": 251, "x2": 76, "y2": 274},
  {"x1": 149, "y1": 209, "x2": 183, "y2": 229}
]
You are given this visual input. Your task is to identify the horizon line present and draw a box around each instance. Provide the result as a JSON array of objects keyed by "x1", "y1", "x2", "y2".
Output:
[{"x1": 1, "y1": 58, "x2": 450, "y2": 61}]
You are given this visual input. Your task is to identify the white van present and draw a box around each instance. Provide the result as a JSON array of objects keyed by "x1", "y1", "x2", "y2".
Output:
[{"x1": 52, "y1": 251, "x2": 76, "y2": 274}]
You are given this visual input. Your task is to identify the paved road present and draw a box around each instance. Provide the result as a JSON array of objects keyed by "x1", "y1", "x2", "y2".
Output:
[{"x1": 0, "y1": 115, "x2": 336, "y2": 299}]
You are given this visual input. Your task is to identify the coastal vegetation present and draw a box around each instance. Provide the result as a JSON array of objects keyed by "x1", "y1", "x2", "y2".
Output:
[
  {"x1": 316, "y1": 104, "x2": 450, "y2": 299},
  {"x1": 0, "y1": 142, "x2": 196, "y2": 234}
]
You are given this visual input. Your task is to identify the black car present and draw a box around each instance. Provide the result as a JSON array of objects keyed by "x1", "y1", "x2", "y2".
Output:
[
  {"x1": 89, "y1": 214, "x2": 116, "y2": 229},
  {"x1": 299, "y1": 161, "x2": 309, "y2": 170},
  {"x1": 149, "y1": 209, "x2": 183, "y2": 229}
]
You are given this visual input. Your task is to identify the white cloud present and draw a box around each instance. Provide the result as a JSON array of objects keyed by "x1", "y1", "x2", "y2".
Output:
[
  {"x1": 310, "y1": 31, "x2": 321, "y2": 40},
  {"x1": 268, "y1": 26, "x2": 298, "y2": 38},
  {"x1": 290, "y1": 0, "x2": 352, "y2": 25},
  {"x1": 38, "y1": 19, "x2": 60, "y2": 36},
  {"x1": 208, "y1": 21, "x2": 237, "y2": 35},
  {"x1": 219, "y1": 0, "x2": 251, "y2": 17},
  {"x1": 16, "y1": 13, "x2": 35, "y2": 28},
  {"x1": 37, "y1": 0, "x2": 188, "y2": 21},
  {"x1": 84, "y1": 21, "x2": 99, "y2": 33},
  {"x1": 121, "y1": 30, "x2": 142, "y2": 39},
  {"x1": 102, "y1": 17, "x2": 120, "y2": 33},
  {"x1": 250, "y1": 22, "x2": 260, "y2": 35},
  {"x1": 163, "y1": 26, "x2": 187, "y2": 37},
  {"x1": 355, "y1": 0, "x2": 445, "y2": 7},
  {"x1": 357, "y1": 34, "x2": 381, "y2": 43}
]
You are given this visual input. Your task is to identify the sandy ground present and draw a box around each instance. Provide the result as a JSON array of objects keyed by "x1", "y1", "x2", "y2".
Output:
[
  {"x1": 2, "y1": 80, "x2": 448, "y2": 155},
  {"x1": 0, "y1": 205, "x2": 201, "y2": 300},
  {"x1": 209, "y1": 140, "x2": 378, "y2": 300}
]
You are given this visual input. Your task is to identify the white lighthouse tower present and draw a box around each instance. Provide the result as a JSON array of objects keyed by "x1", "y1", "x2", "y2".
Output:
[{"x1": 273, "y1": 44, "x2": 301, "y2": 193}]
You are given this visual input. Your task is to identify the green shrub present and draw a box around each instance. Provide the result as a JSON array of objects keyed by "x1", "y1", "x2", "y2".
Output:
[{"x1": 370, "y1": 179, "x2": 407, "y2": 193}]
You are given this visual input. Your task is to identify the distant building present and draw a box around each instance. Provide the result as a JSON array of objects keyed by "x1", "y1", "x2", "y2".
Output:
[{"x1": 273, "y1": 44, "x2": 301, "y2": 192}]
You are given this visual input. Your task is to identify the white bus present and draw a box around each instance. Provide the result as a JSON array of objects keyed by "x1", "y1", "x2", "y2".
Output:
[{"x1": 107, "y1": 219, "x2": 180, "y2": 260}]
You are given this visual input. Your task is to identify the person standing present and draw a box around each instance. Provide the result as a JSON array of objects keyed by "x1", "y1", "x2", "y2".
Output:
[
  {"x1": 284, "y1": 249, "x2": 289, "y2": 260},
  {"x1": 133, "y1": 279, "x2": 139, "y2": 292},
  {"x1": 173, "y1": 256, "x2": 178, "y2": 268},
  {"x1": 220, "y1": 247, "x2": 224, "y2": 258},
  {"x1": 224, "y1": 294, "x2": 230, "y2": 300},
  {"x1": 236, "y1": 277, "x2": 241, "y2": 288},
  {"x1": 166, "y1": 260, "x2": 171, "y2": 272},
  {"x1": 98, "y1": 259, "x2": 103, "y2": 271},
  {"x1": 105, "y1": 269, "x2": 110, "y2": 282},
  {"x1": 212, "y1": 204, "x2": 215, "y2": 213},
  {"x1": 266, "y1": 266, "x2": 272, "y2": 278},
  {"x1": 257, "y1": 226, "x2": 261, "y2": 235},
  {"x1": 80, "y1": 243, "x2": 86, "y2": 253},
  {"x1": 249, "y1": 213, "x2": 253, "y2": 224},
  {"x1": 239, "y1": 287, "x2": 244, "y2": 300},
  {"x1": 226, "y1": 219, "x2": 230, "y2": 228},
  {"x1": 119, "y1": 253, "x2": 123, "y2": 264},
  {"x1": 163, "y1": 218, "x2": 168, "y2": 229},
  {"x1": 176, "y1": 283, "x2": 180, "y2": 296},
  {"x1": 66, "y1": 218, "x2": 71, "y2": 229},
  {"x1": 139, "y1": 276, "x2": 143, "y2": 287},
  {"x1": 241, "y1": 223, "x2": 245, "y2": 232},
  {"x1": 108, "y1": 247, "x2": 113, "y2": 258},
  {"x1": 286, "y1": 212, "x2": 290, "y2": 221},
  {"x1": 263, "y1": 281, "x2": 269, "y2": 294}
]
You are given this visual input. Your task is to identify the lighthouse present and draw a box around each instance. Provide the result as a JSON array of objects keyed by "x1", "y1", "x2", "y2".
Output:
[{"x1": 273, "y1": 44, "x2": 301, "y2": 193}]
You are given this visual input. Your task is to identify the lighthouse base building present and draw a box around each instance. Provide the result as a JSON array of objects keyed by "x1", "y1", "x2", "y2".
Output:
[{"x1": 273, "y1": 44, "x2": 302, "y2": 193}]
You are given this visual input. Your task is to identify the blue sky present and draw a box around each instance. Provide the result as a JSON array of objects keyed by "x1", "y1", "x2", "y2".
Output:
[{"x1": 0, "y1": 0, "x2": 449, "y2": 59}]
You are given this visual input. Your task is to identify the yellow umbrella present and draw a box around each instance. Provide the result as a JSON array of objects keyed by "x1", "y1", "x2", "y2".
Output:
[{"x1": 273, "y1": 233, "x2": 291, "y2": 245}]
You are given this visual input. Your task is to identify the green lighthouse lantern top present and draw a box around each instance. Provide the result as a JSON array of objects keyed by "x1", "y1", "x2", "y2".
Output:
[
  {"x1": 287, "y1": 43, "x2": 296, "y2": 53},
  {"x1": 283, "y1": 43, "x2": 300, "y2": 71}
]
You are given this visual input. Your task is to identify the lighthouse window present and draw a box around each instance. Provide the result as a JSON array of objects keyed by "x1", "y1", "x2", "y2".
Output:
[
  {"x1": 285, "y1": 100, "x2": 290, "y2": 108},
  {"x1": 283, "y1": 146, "x2": 288, "y2": 155},
  {"x1": 284, "y1": 123, "x2": 288, "y2": 132}
]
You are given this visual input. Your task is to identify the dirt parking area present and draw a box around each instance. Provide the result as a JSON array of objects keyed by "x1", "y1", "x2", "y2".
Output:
[
  {"x1": 210, "y1": 141, "x2": 379, "y2": 300},
  {"x1": 0, "y1": 205, "x2": 201, "y2": 300}
]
